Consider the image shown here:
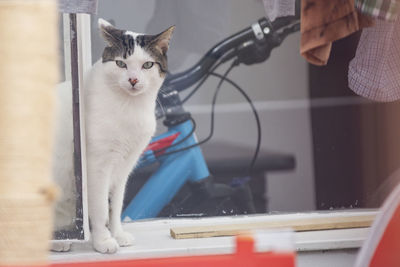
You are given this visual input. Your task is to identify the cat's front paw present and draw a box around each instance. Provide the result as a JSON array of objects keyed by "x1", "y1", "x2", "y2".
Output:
[
  {"x1": 93, "y1": 237, "x2": 119, "y2": 254},
  {"x1": 114, "y1": 231, "x2": 135, "y2": 247},
  {"x1": 50, "y1": 241, "x2": 72, "y2": 252}
]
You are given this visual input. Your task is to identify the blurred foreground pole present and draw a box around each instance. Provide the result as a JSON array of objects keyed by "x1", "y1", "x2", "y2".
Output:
[{"x1": 0, "y1": 0, "x2": 58, "y2": 265}]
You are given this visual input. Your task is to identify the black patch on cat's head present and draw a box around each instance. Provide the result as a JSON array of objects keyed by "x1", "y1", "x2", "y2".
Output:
[
  {"x1": 135, "y1": 26, "x2": 175, "y2": 74},
  {"x1": 98, "y1": 19, "x2": 175, "y2": 74},
  {"x1": 99, "y1": 19, "x2": 135, "y2": 62}
]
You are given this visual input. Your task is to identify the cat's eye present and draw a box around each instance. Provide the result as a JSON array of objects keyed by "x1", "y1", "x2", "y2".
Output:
[
  {"x1": 115, "y1": 60, "x2": 127, "y2": 69},
  {"x1": 142, "y1": 61, "x2": 154, "y2": 69}
]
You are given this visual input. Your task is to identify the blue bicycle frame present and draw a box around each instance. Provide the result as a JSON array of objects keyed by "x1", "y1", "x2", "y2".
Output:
[{"x1": 122, "y1": 119, "x2": 210, "y2": 221}]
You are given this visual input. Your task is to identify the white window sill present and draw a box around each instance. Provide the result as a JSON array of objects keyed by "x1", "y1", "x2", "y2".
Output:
[{"x1": 50, "y1": 210, "x2": 376, "y2": 263}]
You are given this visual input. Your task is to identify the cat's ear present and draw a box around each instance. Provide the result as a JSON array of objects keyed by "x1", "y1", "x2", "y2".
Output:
[
  {"x1": 152, "y1": 26, "x2": 175, "y2": 56},
  {"x1": 98, "y1": 18, "x2": 123, "y2": 47}
]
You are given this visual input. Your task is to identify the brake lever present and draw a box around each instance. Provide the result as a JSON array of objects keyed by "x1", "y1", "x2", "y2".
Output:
[
  {"x1": 234, "y1": 40, "x2": 271, "y2": 66},
  {"x1": 235, "y1": 19, "x2": 300, "y2": 66},
  {"x1": 235, "y1": 28, "x2": 280, "y2": 66}
]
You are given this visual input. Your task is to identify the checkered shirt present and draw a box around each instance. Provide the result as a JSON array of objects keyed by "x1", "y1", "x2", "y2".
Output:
[{"x1": 355, "y1": 0, "x2": 400, "y2": 21}]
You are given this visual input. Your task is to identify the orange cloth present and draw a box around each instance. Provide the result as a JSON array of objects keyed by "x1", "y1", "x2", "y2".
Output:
[{"x1": 300, "y1": 0, "x2": 374, "y2": 65}]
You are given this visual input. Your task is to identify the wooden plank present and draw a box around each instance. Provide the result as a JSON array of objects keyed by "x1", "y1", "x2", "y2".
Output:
[{"x1": 170, "y1": 215, "x2": 375, "y2": 239}]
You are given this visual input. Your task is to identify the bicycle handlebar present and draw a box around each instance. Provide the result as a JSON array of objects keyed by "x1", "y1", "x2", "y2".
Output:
[
  {"x1": 157, "y1": 15, "x2": 300, "y2": 121},
  {"x1": 163, "y1": 16, "x2": 299, "y2": 93}
]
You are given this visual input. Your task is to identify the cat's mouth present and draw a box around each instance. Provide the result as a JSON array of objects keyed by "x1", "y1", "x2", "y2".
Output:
[
  {"x1": 126, "y1": 85, "x2": 144, "y2": 96},
  {"x1": 130, "y1": 86, "x2": 141, "y2": 92}
]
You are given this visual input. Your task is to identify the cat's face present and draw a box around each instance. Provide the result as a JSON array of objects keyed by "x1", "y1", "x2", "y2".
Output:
[{"x1": 98, "y1": 19, "x2": 174, "y2": 96}]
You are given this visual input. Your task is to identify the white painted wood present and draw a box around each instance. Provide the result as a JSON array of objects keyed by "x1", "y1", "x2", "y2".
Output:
[
  {"x1": 76, "y1": 13, "x2": 91, "y2": 241},
  {"x1": 50, "y1": 211, "x2": 375, "y2": 263},
  {"x1": 76, "y1": 14, "x2": 92, "y2": 76}
]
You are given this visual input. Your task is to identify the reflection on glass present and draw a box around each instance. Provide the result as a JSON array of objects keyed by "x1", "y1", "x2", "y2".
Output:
[
  {"x1": 81, "y1": 0, "x2": 399, "y2": 223},
  {"x1": 53, "y1": 80, "x2": 76, "y2": 231}
]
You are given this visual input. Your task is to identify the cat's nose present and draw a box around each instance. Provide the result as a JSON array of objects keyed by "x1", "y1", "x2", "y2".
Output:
[{"x1": 128, "y1": 78, "x2": 139, "y2": 87}]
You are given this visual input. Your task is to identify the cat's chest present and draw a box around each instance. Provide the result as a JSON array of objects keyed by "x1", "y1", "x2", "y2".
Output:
[
  {"x1": 108, "y1": 107, "x2": 155, "y2": 140},
  {"x1": 95, "y1": 109, "x2": 156, "y2": 162},
  {"x1": 88, "y1": 96, "x2": 156, "y2": 145}
]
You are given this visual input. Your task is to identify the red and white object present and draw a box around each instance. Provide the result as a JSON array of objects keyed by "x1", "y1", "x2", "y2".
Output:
[{"x1": 355, "y1": 182, "x2": 400, "y2": 266}]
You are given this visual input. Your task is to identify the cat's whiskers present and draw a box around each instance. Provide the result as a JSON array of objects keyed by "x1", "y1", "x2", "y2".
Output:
[
  {"x1": 157, "y1": 87, "x2": 169, "y2": 97},
  {"x1": 156, "y1": 96, "x2": 166, "y2": 116}
]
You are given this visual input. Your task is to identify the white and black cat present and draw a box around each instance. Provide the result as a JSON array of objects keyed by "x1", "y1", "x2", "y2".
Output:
[{"x1": 52, "y1": 19, "x2": 174, "y2": 254}]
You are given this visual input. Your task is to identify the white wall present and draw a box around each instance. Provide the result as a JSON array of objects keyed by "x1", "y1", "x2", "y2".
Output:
[{"x1": 91, "y1": 0, "x2": 315, "y2": 212}]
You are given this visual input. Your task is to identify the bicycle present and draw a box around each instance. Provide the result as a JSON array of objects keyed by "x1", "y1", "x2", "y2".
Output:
[{"x1": 121, "y1": 16, "x2": 300, "y2": 221}]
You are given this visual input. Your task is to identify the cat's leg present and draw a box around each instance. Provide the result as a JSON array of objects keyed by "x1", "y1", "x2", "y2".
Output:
[
  {"x1": 109, "y1": 177, "x2": 135, "y2": 247},
  {"x1": 88, "y1": 168, "x2": 119, "y2": 254}
]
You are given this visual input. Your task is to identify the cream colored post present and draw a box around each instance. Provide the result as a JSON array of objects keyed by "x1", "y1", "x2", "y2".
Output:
[{"x1": 0, "y1": 0, "x2": 58, "y2": 265}]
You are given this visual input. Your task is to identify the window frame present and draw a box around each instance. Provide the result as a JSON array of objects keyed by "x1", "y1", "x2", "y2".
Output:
[
  {"x1": 53, "y1": 13, "x2": 90, "y2": 241},
  {"x1": 55, "y1": 13, "x2": 378, "y2": 249}
]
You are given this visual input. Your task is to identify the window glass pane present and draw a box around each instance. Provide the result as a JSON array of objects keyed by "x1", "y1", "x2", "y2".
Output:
[{"x1": 84, "y1": 0, "x2": 398, "y2": 224}]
